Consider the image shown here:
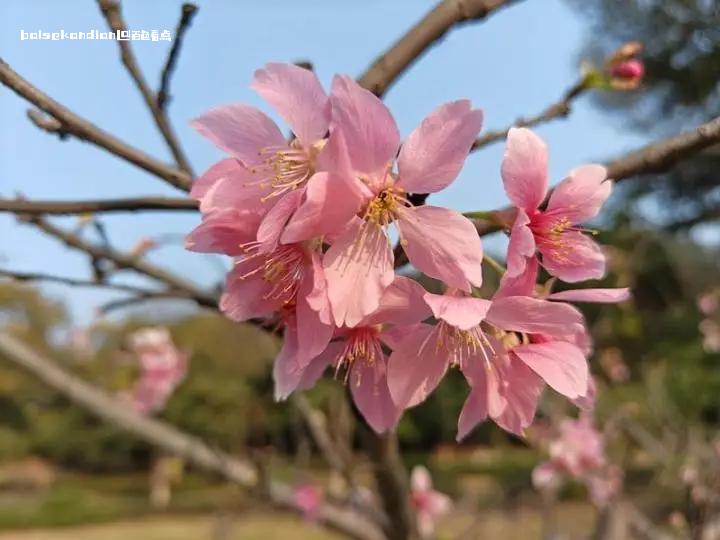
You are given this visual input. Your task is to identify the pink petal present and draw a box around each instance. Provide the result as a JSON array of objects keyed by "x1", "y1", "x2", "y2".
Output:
[
  {"x1": 251, "y1": 62, "x2": 330, "y2": 147},
  {"x1": 256, "y1": 189, "x2": 304, "y2": 251},
  {"x1": 487, "y1": 296, "x2": 584, "y2": 336},
  {"x1": 379, "y1": 322, "x2": 427, "y2": 351},
  {"x1": 457, "y1": 386, "x2": 488, "y2": 441},
  {"x1": 350, "y1": 357, "x2": 400, "y2": 433},
  {"x1": 548, "y1": 288, "x2": 630, "y2": 303},
  {"x1": 387, "y1": 324, "x2": 447, "y2": 409},
  {"x1": 295, "y1": 273, "x2": 334, "y2": 368},
  {"x1": 546, "y1": 165, "x2": 611, "y2": 224},
  {"x1": 190, "y1": 158, "x2": 241, "y2": 201},
  {"x1": 492, "y1": 358, "x2": 542, "y2": 436},
  {"x1": 362, "y1": 276, "x2": 431, "y2": 327},
  {"x1": 274, "y1": 331, "x2": 334, "y2": 401},
  {"x1": 496, "y1": 256, "x2": 539, "y2": 299},
  {"x1": 219, "y1": 264, "x2": 278, "y2": 321},
  {"x1": 191, "y1": 104, "x2": 285, "y2": 164},
  {"x1": 410, "y1": 466, "x2": 433, "y2": 492},
  {"x1": 505, "y1": 209, "x2": 536, "y2": 277},
  {"x1": 396, "y1": 100, "x2": 483, "y2": 193},
  {"x1": 501, "y1": 127, "x2": 549, "y2": 212},
  {"x1": 396, "y1": 206, "x2": 483, "y2": 292},
  {"x1": 423, "y1": 292, "x2": 491, "y2": 331},
  {"x1": 512, "y1": 341, "x2": 589, "y2": 399},
  {"x1": 532, "y1": 462, "x2": 562, "y2": 490},
  {"x1": 198, "y1": 170, "x2": 270, "y2": 214},
  {"x1": 281, "y1": 171, "x2": 365, "y2": 244},
  {"x1": 572, "y1": 375, "x2": 597, "y2": 411},
  {"x1": 540, "y1": 232, "x2": 606, "y2": 282},
  {"x1": 185, "y1": 209, "x2": 262, "y2": 256},
  {"x1": 329, "y1": 75, "x2": 400, "y2": 176},
  {"x1": 323, "y1": 218, "x2": 394, "y2": 327},
  {"x1": 305, "y1": 251, "x2": 333, "y2": 325}
]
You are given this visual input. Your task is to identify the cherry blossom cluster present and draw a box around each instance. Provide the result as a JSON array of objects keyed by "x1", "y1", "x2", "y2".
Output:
[
  {"x1": 186, "y1": 62, "x2": 629, "y2": 438},
  {"x1": 532, "y1": 415, "x2": 622, "y2": 507},
  {"x1": 124, "y1": 327, "x2": 188, "y2": 415}
]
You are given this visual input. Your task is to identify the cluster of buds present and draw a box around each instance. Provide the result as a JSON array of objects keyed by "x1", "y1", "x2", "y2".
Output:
[{"x1": 583, "y1": 41, "x2": 645, "y2": 92}]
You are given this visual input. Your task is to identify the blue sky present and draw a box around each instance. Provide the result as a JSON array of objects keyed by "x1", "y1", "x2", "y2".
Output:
[{"x1": 0, "y1": 0, "x2": 651, "y2": 325}]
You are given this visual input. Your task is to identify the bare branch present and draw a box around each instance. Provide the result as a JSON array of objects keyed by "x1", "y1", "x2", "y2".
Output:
[
  {"x1": 0, "y1": 58, "x2": 191, "y2": 191},
  {"x1": 471, "y1": 78, "x2": 587, "y2": 150},
  {"x1": 0, "y1": 197, "x2": 197, "y2": 215},
  {"x1": 158, "y1": 3, "x2": 199, "y2": 111},
  {"x1": 26, "y1": 109, "x2": 68, "y2": 139},
  {"x1": 99, "y1": 291, "x2": 196, "y2": 314},
  {"x1": 96, "y1": 0, "x2": 194, "y2": 177},
  {"x1": 0, "y1": 268, "x2": 169, "y2": 296},
  {"x1": 0, "y1": 332, "x2": 384, "y2": 540},
  {"x1": 358, "y1": 0, "x2": 523, "y2": 96},
  {"x1": 19, "y1": 216, "x2": 217, "y2": 308}
]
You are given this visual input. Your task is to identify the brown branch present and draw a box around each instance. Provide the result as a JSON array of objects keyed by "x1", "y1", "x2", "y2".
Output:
[
  {"x1": 358, "y1": 0, "x2": 522, "y2": 96},
  {"x1": 19, "y1": 216, "x2": 217, "y2": 308},
  {"x1": 0, "y1": 268, "x2": 169, "y2": 296},
  {"x1": 471, "y1": 78, "x2": 587, "y2": 150},
  {"x1": 158, "y1": 3, "x2": 199, "y2": 111},
  {"x1": 26, "y1": 109, "x2": 68, "y2": 139},
  {"x1": 99, "y1": 291, "x2": 196, "y2": 314},
  {"x1": 0, "y1": 197, "x2": 197, "y2": 215},
  {"x1": 96, "y1": 0, "x2": 194, "y2": 177},
  {"x1": 0, "y1": 332, "x2": 384, "y2": 540},
  {"x1": 0, "y1": 58, "x2": 191, "y2": 191}
]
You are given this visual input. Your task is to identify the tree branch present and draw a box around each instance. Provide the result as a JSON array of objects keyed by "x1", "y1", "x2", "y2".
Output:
[
  {"x1": 19, "y1": 216, "x2": 217, "y2": 308},
  {"x1": 471, "y1": 78, "x2": 587, "y2": 150},
  {"x1": 157, "y1": 3, "x2": 199, "y2": 111},
  {"x1": 96, "y1": 0, "x2": 195, "y2": 177},
  {"x1": 0, "y1": 332, "x2": 384, "y2": 540},
  {"x1": 0, "y1": 197, "x2": 197, "y2": 215},
  {"x1": 358, "y1": 0, "x2": 522, "y2": 96},
  {"x1": 0, "y1": 58, "x2": 191, "y2": 191}
]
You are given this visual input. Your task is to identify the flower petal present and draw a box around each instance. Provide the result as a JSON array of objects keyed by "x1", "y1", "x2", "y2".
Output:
[
  {"x1": 281, "y1": 171, "x2": 365, "y2": 244},
  {"x1": 387, "y1": 324, "x2": 447, "y2": 409},
  {"x1": 546, "y1": 165, "x2": 611, "y2": 224},
  {"x1": 274, "y1": 331, "x2": 335, "y2": 401},
  {"x1": 185, "y1": 209, "x2": 262, "y2": 256},
  {"x1": 251, "y1": 62, "x2": 330, "y2": 146},
  {"x1": 496, "y1": 256, "x2": 539, "y2": 299},
  {"x1": 540, "y1": 232, "x2": 606, "y2": 282},
  {"x1": 548, "y1": 287, "x2": 630, "y2": 303},
  {"x1": 191, "y1": 104, "x2": 285, "y2": 164},
  {"x1": 487, "y1": 296, "x2": 584, "y2": 336},
  {"x1": 501, "y1": 127, "x2": 549, "y2": 212},
  {"x1": 423, "y1": 292, "x2": 491, "y2": 331},
  {"x1": 492, "y1": 358, "x2": 542, "y2": 436},
  {"x1": 296, "y1": 272, "x2": 334, "y2": 368},
  {"x1": 191, "y1": 158, "x2": 240, "y2": 201},
  {"x1": 362, "y1": 276, "x2": 431, "y2": 327},
  {"x1": 512, "y1": 341, "x2": 589, "y2": 399},
  {"x1": 396, "y1": 206, "x2": 483, "y2": 292},
  {"x1": 457, "y1": 386, "x2": 488, "y2": 441},
  {"x1": 219, "y1": 265, "x2": 277, "y2": 321},
  {"x1": 505, "y1": 209, "x2": 536, "y2": 277},
  {"x1": 329, "y1": 75, "x2": 400, "y2": 176},
  {"x1": 397, "y1": 100, "x2": 483, "y2": 193},
  {"x1": 196, "y1": 164, "x2": 269, "y2": 213},
  {"x1": 256, "y1": 189, "x2": 304, "y2": 251},
  {"x1": 323, "y1": 218, "x2": 394, "y2": 327},
  {"x1": 350, "y1": 357, "x2": 400, "y2": 433}
]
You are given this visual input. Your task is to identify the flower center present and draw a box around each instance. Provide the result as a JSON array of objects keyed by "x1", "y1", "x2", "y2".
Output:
[
  {"x1": 236, "y1": 243, "x2": 306, "y2": 305},
  {"x1": 250, "y1": 139, "x2": 321, "y2": 201},
  {"x1": 334, "y1": 326, "x2": 382, "y2": 383},
  {"x1": 435, "y1": 322, "x2": 494, "y2": 371},
  {"x1": 362, "y1": 187, "x2": 409, "y2": 226}
]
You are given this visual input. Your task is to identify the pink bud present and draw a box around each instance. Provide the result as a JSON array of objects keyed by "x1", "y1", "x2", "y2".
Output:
[{"x1": 609, "y1": 59, "x2": 644, "y2": 81}]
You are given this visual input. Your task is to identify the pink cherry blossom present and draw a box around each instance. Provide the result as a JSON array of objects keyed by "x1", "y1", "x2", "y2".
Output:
[
  {"x1": 387, "y1": 286, "x2": 588, "y2": 439},
  {"x1": 127, "y1": 327, "x2": 188, "y2": 415},
  {"x1": 532, "y1": 415, "x2": 621, "y2": 507},
  {"x1": 306, "y1": 276, "x2": 432, "y2": 432},
  {"x1": 409, "y1": 466, "x2": 451, "y2": 538},
  {"x1": 311, "y1": 76, "x2": 484, "y2": 327},
  {"x1": 292, "y1": 483, "x2": 323, "y2": 522},
  {"x1": 502, "y1": 127, "x2": 613, "y2": 282}
]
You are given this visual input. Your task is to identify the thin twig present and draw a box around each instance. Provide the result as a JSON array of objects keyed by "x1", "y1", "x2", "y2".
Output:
[
  {"x1": 99, "y1": 292, "x2": 196, "y2": 314},
  {"x1": 0, "y1": 58, "x2": 191, "y2": 191},
  {"x1": 96, "y1": 0, "x2": 194, "y2": 177},
  {"x1": 0, "y1": 332, "x2": 384, "y2": 540},
  {"x1": 0, "y1": 268, "x2": 167, "y2": 296},
  {"x1": 471, "y1": 78, "x2": 587, "y2": 150},
  {"x1": 358, "y1": 0, "x2": 523, "y2": 96},
  {"x1": 0, "y1": 197, "x2": 197, "y2": 215},
  {"x1": 19, "y1": 215, "x2": 217, "y2": 308},
  {"x1": 158, "y1": 3, "x2": 199, "y2": 111}
]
